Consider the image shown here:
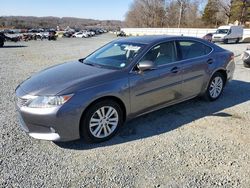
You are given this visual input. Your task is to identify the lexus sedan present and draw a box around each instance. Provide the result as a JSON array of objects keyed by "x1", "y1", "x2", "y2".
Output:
[{"x1": 15, "y1": 35, "x2": 235, "y2": 143}]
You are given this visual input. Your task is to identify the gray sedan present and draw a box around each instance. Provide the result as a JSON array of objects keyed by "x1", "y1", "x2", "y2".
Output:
[{"x1": 15, "y1": 35, "x2": 235, "y2": 142}]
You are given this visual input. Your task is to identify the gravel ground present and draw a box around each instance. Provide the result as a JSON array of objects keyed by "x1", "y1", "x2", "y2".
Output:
[{"x1": 1, "y1": 34, "x2": 250, "y2": 188}]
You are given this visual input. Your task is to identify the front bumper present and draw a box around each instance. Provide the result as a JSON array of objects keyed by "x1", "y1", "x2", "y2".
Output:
[
  {"x1": 17, "y1": 111, "x2": 61, "y2": 140},
  {"x1": 15, "y1": 88, "x2": 82, "y2": 141},
  {"x1": 212, "y1": 37, "x2": 224, "y2": 42}
]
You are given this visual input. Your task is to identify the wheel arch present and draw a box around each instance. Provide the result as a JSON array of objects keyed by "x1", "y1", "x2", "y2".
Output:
[
  {"x1": 202, "y1": 68, "x2": 228, "y2": 95},
  {"x1": 79, "y1": 95, "x2": 127, "y2": 128},
  {"x1": 213, "y1": 69, "x2": 228, "y2": 85}
]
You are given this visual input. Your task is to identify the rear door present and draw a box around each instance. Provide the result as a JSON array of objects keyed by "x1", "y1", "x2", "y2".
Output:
[{"x1": 176, "y1": 40, "x2": 213, "y2": 98}]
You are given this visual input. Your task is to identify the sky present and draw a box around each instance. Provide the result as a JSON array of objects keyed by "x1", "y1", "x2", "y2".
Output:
[{"x1": 0, "y1": 0, "x2": 134, "y2": 20}]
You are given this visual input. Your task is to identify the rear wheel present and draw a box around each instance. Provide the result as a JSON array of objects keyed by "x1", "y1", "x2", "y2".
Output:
[
  {"x1": 0, "y1": 38, "x2": 4, "y2": 47},
  {"x1": 80, "y1": 100, "x2": 123, "y2": 143},
  {"x1": 204, "y1": 72, "x2": 225, "y2": 101}
]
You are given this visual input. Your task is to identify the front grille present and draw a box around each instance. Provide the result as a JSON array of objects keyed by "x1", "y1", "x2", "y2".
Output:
[{"x1": 16, "y1": 97, "x2": 29, "y2": 108}]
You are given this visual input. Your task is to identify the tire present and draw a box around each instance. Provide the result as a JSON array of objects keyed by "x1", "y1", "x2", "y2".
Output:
[
  {"x1": 204, "y1": 72, "x2": 225, "y2": 101},
  {"x1": 0, "y1": 38, "x2": 4, "y2": 47},
  {"x1": 80, "y1": 100, "x2": 124, "y2": 143},
  {"x1": 223, "y1": 39, "x2": 228, "y2": 44},
  {"x1": 236, "y1": 38, "x2": 240, "y2": 43},
  {"x1": 244, "y1": 62, "x2": 250, "y2": 68}
]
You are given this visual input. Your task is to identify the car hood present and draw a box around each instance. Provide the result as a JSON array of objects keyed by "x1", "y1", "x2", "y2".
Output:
[
  {"x1": 213, "y1": 34, "x2": 226, "y2": 38},
  {"x1": 18, "y1": 61, "x2": 117, "y2": 96}
]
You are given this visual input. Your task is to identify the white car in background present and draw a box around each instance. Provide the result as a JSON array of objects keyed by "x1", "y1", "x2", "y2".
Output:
[
  {"x1": 72, "y1": 31, "x2": 89, "y2": 38},
  {"x1": 212, "y1": 25, "x2": 243, "y2": 44}
]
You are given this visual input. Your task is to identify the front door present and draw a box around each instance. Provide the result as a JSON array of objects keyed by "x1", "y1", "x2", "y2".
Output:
[{"x1": 129, "y1": 41, "x2": 183, "y2": 115}]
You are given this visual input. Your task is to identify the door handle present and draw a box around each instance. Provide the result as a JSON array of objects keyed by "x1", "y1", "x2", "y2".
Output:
[
  {"x1": 207, "y1": 59, "x2": 213, "y2": 64},
  {"x1": 171, "y1": 67, "x2": 180, "y2": 73}
]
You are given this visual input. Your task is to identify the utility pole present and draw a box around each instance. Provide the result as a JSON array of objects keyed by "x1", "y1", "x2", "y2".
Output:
[{"x1": 178, "y1": 1, "x2": 183, "y2": 28}]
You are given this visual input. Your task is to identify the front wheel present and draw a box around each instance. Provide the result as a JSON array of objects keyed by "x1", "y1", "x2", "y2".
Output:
[
  {"x1": 204, "y1": 72, "x2": 225, "y2": 101},
  {"x1": 80, "y1": 100, "x2": 124, "y2": 143},
  {"x1": 244, "y1": 62, "x2": 250, "y2": 68},
  {"x1": 223, "y1": 39, "x2": 228, "y2": 44}
]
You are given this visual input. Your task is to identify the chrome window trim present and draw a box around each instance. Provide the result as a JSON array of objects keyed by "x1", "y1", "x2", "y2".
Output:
[{"x1": 129, "y1": 38, "x2": 214, "y2": 73}]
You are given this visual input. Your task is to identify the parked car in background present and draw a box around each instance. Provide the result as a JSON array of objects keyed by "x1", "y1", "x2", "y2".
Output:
[
  {"x1": 0, "y1": 32, "x2": 5, "y2": 47},
  {"x1": 212, "y1": 25, "x2": 243, "y2": 44},
  {"x1": 87, "y1": 30, "x2": 95, "y2": 36},
  {"x1": 15, "y1": 35, "x2": 235, "y2": 143},
  {"x1": 82, "y1": 30, "x2": 92, "y2": 37},
  {"x1": 72, "y1": 31, "x2": 89, "y2": 38},
  {"x1": 242, "y1": 46, "x2": 250, "y2": 68},
  {"x1": 117, "y1": 31, "x2": 126, "y2": 37},
  {"x1": 202, "y1": 33, "x2": 213, "y2": 42},
  {"x1": 63, "y1": 31, "x2": 75, "y2": 38},
  {"x1": 48, "y1": 31, "x2": 57, "y2": 41},
  {"x1": 0, "y1": 32, "x2": 21, "y2": 43}
]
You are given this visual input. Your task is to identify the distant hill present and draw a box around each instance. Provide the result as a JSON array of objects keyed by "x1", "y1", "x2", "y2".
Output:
[{"x1": 0, "y1": 16, "x2": 124, "y2": 30}]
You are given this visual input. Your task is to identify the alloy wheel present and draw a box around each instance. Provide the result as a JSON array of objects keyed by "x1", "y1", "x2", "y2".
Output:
[
  {"x1": 89, "y1": 106, "x2": 119, "y2": 138},
  {"x1": 209, "y1": 76, "x2": 223, "y2": 99}
]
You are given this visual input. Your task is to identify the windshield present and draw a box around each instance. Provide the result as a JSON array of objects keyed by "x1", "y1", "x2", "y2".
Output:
[
  {"x1": 84, "y1": 42, "x2": 144, "y2": 69},
  {"x1": 216, "y1": 29, "x2": 229, "y2": 34}
]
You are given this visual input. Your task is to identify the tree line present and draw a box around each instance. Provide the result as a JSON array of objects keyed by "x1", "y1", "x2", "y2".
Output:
[
  {"x1": 0, "y1": 1, "x2": 249, "y2": 30},
  {"x1": 0, "y1": 16, "x2": 123, "y2": 30},
  {"x1": 125, "y1": 0, "x2": 250, "y2": 28}
]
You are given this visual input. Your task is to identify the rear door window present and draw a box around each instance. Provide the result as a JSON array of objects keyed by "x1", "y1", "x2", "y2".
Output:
[{"x1": 178, "y1": 40, "x2": 212, "y2": 60}]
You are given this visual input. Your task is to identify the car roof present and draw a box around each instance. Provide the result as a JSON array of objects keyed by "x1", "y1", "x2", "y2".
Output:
[
  {"x1": 115, "y1": 35, "x2": 225, "y2": 52},
  {"x1": 115, "y1": 35, "x2": 207, "y2": 45}
]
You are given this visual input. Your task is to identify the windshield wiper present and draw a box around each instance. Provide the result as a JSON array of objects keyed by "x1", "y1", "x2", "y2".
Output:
[
  {"x1": 84, "y1": 62, "x2": 95, "y2": 66},
  {"x1": 79, "y1": 59, "x2": 95, "y2": 67},
  {"x1": 84, "y1": 61, "x2": 104, "y2": 68}
]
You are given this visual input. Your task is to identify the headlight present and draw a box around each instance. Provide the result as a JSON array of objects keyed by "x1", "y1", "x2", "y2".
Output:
[{"x1": 27, "y1": 94, "x2": 73, "y2": 108}]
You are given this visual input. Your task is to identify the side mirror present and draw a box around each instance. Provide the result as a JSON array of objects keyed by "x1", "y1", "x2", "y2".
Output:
[{"x1": 137, "y1": 60, "x2": 156, "y2": 72}]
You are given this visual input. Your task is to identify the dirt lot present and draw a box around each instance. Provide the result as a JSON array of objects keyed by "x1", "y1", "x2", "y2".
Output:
[{"x1": 1, "y1": 34, "x2": 250, "y2": 187}]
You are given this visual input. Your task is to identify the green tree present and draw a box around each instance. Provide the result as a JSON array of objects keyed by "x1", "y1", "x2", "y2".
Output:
[
  {"x1": 230, "y1": 0, "x2": 250, "y2": 25},
  {"x1": 202, "y1": 0, "x2": 222, "y2": 27}
]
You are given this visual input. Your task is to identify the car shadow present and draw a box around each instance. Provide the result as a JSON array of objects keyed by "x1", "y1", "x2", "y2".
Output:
[
  {"x1": 54, "y1": 79, "x2": 250, "y2": 150},
  {"x1": 1, "y1": 45, "x2": 27, "y2": 48}
]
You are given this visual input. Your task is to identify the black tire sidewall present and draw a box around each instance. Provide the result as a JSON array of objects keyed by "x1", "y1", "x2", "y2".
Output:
[
  {"x1": 244, "y1": 62, "x2": 250, "y2": 68},
  {"x1": 0, "y1": 38, "x2": 4, "y2": 47},
  {"x1": 205, "y1": 72, "x2": 225, "y2": 101},
  {"x1": 81, "y1": 100, "x2": 123, "y2": 143}
]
